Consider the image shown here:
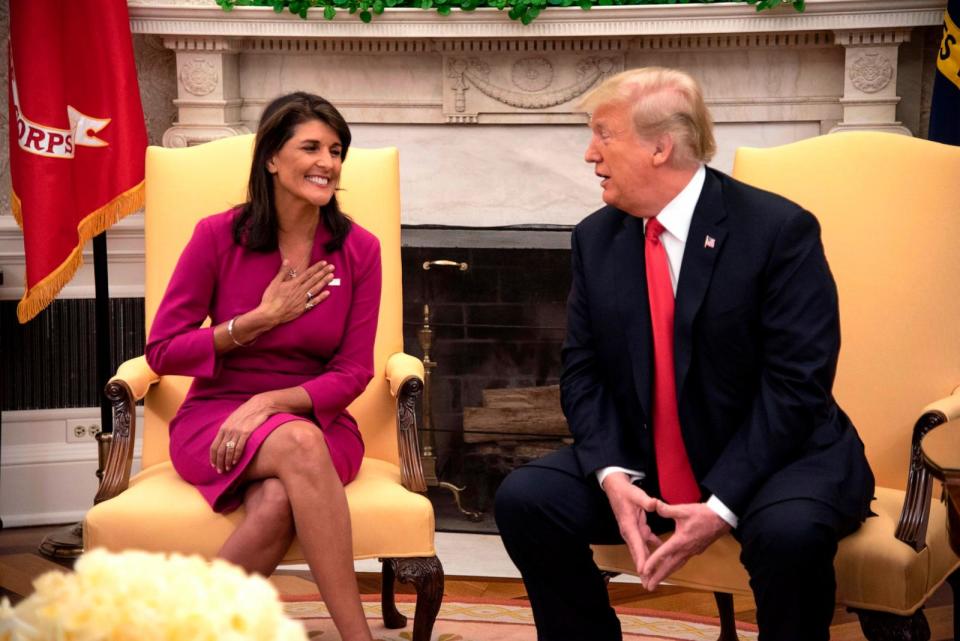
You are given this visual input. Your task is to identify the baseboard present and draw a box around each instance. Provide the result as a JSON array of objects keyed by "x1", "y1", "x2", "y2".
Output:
[{"x1": 1, "y1": 511, "x2": 90, "y2": 528}]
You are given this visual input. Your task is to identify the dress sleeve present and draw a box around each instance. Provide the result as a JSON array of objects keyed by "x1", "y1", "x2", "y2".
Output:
[
  {"x1": 144, "y1": 217, "x2": 220, "y2": 379},
  {"x1": 301, "y1": 234, "x2": 381, "y2": 428}
]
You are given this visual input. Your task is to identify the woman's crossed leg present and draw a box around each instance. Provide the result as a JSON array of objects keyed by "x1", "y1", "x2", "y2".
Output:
[{"x1": 217, "y1": 420, "x2": 371, "y2": 641}]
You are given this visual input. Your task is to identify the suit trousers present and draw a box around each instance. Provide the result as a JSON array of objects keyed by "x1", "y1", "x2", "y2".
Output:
[{"x1": 495, "y1": 447, "x2": 861, "y2": 641}]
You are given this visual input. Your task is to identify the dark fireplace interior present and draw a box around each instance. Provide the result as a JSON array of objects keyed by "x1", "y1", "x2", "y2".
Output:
[{"x1": 401, "y1": 228, "x2": 573, "y2": 532}]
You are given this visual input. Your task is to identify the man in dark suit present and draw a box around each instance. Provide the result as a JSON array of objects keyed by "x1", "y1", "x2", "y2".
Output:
[{"x1": 495, "y1": 67, "x2": 874, "y2": 641}]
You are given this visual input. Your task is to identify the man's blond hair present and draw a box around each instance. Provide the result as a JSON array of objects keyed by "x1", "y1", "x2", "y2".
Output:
[{"x1": 579, "y1": 67, "x2": 716, "y2": 166}]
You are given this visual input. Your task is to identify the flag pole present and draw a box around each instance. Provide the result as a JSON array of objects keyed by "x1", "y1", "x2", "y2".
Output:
[
  {"x1": 38, "y1": 233, "x2": 113, "y2": 559},
  {"x1": 93, "y1": 232, "x2": 113, "y2": 438}
]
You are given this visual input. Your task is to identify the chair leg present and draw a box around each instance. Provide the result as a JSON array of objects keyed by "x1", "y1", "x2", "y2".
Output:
[
  {"x1": 380, "y1": 558, "x2": 407, "y2": 629},
  {"x1": 851, "y1": 607, "x2": 931, "y2": 641},
  {"x1": 385, "y1": 556, "x2": 444, "y2": 641},
  {"x1": 948, "y1": 568, "x2": 960, "y2": 641},
  {"x1": 714, "y1": 592, "x2": 739, "y2": 641}
]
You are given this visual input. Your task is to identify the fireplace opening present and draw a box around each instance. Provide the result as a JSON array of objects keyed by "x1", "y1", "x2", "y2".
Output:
[{"x1": 401, "y1": 225, "x2": 574, "y2": 533}]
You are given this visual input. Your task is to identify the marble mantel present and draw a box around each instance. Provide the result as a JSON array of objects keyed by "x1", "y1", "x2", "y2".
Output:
[{"x1": 130, "y1": 0, "x2": 942, "y2": 138}]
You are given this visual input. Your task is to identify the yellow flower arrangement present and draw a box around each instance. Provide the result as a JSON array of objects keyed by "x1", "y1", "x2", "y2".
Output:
[{"x1": 0, "y1": 549, "x2": 307, "y2": 641}]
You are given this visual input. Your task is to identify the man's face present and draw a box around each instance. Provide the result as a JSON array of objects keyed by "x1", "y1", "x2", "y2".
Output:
[{"x1": 584, "y1": 101, "x2": 658, "y2": 217}]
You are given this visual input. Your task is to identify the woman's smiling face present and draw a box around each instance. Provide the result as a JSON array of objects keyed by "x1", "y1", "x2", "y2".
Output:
[{"x1": 267, "y1": 118, "x2": 343, "y2": 210}]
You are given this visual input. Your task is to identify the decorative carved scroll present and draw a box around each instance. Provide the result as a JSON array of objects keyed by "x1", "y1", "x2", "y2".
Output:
[
  {"x1": 94, "y1": 380, "x2": 138, "y2": 504},
  {"x1": 447, "y1": 55, "x2": 616, "y2": 112},
  {"x1": 397, "y1": 377, "x2": 427, "y2": 492}
]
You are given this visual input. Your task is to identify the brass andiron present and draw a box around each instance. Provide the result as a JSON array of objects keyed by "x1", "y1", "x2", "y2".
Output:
[
  {"x1": 420, "y1": 259, "x2": 481, "y2": 522},
  {"x1": 418, "y1": 302, "x2": 439, "y2": 486}
]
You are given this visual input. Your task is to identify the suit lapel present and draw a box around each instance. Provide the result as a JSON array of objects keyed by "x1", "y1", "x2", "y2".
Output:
[
  {"x1": 675, "y1": 169, "x2": 728, "y2": 401},
  {"x1": 613, "y1": 213, "x2": 653, "y2": 418}
]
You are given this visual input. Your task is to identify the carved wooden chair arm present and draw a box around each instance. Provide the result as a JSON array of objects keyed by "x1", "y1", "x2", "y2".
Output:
[
  {"x1": 895, "y1": 387, "x2": 960, "y2": 551},
  {"x1": 94, "y1": 356, "x2": 160, "y2": 505},
  {"x1": 386, "y1": 352, "x2": 427, "y2": 493}
]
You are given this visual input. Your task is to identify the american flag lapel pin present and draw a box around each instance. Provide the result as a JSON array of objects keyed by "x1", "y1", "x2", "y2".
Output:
[{"x1": 704, "y1": 235, "x2": 716, "y2": 249}]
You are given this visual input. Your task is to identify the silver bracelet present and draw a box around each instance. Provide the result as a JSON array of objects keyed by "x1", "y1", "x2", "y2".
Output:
[{"x1": 227, "y1": 316, "x2": 254, "y2": 347}]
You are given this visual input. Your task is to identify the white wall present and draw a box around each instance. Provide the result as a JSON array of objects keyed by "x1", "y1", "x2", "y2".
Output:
[{"x1": 1, "y1": 408, "x2": 143, "y2": 527}]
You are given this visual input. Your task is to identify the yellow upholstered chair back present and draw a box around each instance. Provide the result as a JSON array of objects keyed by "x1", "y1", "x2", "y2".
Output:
[
  {"x1": 732, "y1": 132, "x2": 960, "y2": 490},
  {"x1": 141, "y1": 135, "x2": 403, "y2": 469}
]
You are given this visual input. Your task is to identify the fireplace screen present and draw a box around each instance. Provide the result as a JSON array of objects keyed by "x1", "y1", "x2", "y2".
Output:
[{"x1": 401, "y1": 235, "x2": 572, "y2": 533}]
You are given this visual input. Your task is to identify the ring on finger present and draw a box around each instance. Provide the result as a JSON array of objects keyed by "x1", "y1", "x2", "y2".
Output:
[
  {"x1": 225, "y1": 441, "x2": 236, "y2": 449},
  {"x1": 305, "y1": 302, "x2": 315, "y2": 310},
  {"x1": 306, "y1": 290, "x2": 313, "y2": 300}
]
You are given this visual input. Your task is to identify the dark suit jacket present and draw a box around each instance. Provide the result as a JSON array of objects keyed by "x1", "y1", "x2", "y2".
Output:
[{"x1": 560, "y1": 167, "x2": 874, "y2": 522}]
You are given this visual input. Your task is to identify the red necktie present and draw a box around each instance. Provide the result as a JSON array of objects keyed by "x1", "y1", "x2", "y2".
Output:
[{"x1": 645, "y1": 217, "x2": 700, "y2": 504}]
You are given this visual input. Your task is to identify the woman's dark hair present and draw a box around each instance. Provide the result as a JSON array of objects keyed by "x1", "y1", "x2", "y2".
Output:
[{"x1": 232, "y1": 92, "x2": 352, "y2": 253}]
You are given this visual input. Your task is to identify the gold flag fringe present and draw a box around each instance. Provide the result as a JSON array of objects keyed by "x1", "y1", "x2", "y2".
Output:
[
  {"x1": 16, "y1": 181, "x2": 145, "y2": 323},
  {"x1": 11, "y1": 189, "x2": 23, "y2": 228}
]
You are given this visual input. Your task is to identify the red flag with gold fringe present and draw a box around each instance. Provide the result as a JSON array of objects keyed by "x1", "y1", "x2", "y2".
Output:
[{"x1": 9, "y1": 0, "x2": 147, "y2": 323}]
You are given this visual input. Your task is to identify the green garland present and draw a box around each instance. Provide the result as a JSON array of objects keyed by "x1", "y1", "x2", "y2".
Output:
[{"x1": 216, "y1": 0, "x2": 804, "y2": 26}]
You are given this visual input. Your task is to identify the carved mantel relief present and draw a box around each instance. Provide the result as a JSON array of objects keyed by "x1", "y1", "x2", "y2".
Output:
[
  {"x1": 162, "y1": 37, "x2": 251, "y2": 147},
  {"x1": 850, "y1": 53, "x2": 895, "y2": 93},
  {"x1": 441, "y1": 41, "x2": 624, "y2": 123},
  {"x1": 832, "y1": 28, "x2": 913, "y2": 134},
  {"x1": 179, "y1": 57, "x2": 219, "y2": 96}
]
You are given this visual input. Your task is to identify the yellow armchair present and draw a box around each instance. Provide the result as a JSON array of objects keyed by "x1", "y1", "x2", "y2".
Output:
[
  {"x1": 593, "y1": 132, "x2": 960, "y2": 641},
  {"x1": 83, "y1": 135, "x2": 444, "y2": 641}
]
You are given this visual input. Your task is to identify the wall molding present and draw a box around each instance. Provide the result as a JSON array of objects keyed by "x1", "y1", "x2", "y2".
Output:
[
  {"x1": 3, "y1": 510, "x2": 93, "y2": 529},
  {"x1": 1, "y1": 407, "x2": 146, "y2": 462},
  {"x1": 127, "y1": 0, "x2": 944, "y2": 39}
]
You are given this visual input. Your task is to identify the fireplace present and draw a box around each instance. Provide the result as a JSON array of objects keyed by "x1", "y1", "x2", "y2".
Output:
[{"x1": 401, "y1": 226, "x2": 573, "y2": 531}]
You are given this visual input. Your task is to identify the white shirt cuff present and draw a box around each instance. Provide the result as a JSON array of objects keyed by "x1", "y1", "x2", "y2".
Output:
[
  {"x1": 596, "y1": 466, "x2": 645, "y2": 488},
  {"x1": 706, "y1": 494, "x2": 739, "y2": 528}
]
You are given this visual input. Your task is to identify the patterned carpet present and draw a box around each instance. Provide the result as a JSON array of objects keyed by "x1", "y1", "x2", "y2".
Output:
[{"x1": 283, "y1": 594, "x2": 760, "y2": 641}]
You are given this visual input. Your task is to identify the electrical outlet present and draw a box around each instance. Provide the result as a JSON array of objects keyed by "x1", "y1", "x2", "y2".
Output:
[{"x1": 66, "y1": 419, "x2": 101, "y2": 443}]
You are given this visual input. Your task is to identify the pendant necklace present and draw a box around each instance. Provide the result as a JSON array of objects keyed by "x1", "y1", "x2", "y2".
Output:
[
  {"x1": 281, "y1": 219, "x2": 318, "y2": 280},
  {"x1": 282, "y1": 243, "x2": 314, "y2": 280}
]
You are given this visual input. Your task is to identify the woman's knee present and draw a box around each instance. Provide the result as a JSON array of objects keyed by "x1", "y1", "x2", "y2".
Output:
[{"x1": 271, "y1": 422, "x2": 331, "y2": 468}]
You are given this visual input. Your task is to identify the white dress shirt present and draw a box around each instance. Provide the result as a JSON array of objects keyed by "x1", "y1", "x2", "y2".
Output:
[{"x1": 594, "y1": 165, "x2": 738, "y2": 528}]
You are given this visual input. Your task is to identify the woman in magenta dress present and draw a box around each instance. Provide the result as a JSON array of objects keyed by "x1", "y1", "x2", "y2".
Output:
[{"x1": 145, "y1": 92, "x2": 379, "y2": 641}]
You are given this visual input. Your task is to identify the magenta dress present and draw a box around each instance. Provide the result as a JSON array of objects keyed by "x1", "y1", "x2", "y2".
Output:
[{"x1": 145, "y1": 208, "x2": 381, "y2": 513}]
